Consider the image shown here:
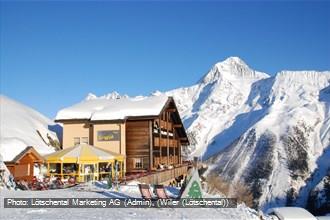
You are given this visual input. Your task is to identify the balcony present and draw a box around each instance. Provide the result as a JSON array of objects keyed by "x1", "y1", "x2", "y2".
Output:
[
  {"x1": 154, "y1": 137, "x2": 178, "y2": 147},
  {"x1": 126, "y1": 163, "x2": 189, "y2": 185},
  {"x1": 160, "y1": 120, "x2": 173, "y2": 130}
]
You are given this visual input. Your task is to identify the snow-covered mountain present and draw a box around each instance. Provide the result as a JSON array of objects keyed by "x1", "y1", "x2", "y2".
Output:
[
  {"x1": 0, "y1": 95, "x2": 60, "y2": 162},
  {"x1": 86, "y1": 57, "x2": 330, "y2": 211},
  {"x1": 165, "y1": 57, "x2": 269, "y2": 157},
  {"x1": 167, "y1": 58, "x2": 330, "y2": 211},
  {"x1": 205, "y1": 69, "x2": 330, "y2": 210}
]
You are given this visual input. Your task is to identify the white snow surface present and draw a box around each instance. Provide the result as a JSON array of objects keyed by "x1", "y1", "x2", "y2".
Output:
[
  {"x1": 0, "y1": 181, "x2": 262, "y2": 220},
  {"x1": 56, "y1": 95, "x2": 169, "y2": 121},
  {"x1": 0, "y1": 95, "x2": 59, "y2": 161}
]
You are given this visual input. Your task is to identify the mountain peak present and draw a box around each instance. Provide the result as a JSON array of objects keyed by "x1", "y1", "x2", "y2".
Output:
[
  {"x1": 200, "y1": 57, "x2": 269, "y2": 84},
  {"x1": 151, "y1": 90, "x2": 163, "y2": 96},
  {"x1": 85, "y1": 91, "x2": 129, "y2": 101},
  {"x1": 214, "y1": 56, "x2": 256, "y2": 74},
  {"x1": 85, "y1": 93, "x2": 97, "y2": 100},
  {"x1": 102, "y1": 91, "x2": 122, "y2": 99},
  {"x1": 220, "y1": 56, "x2": 247, "y2": 66}
]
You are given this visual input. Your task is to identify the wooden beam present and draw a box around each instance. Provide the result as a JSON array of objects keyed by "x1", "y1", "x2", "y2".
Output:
[
  {"x1": 179, "y1": 144, "x2": 182, "y2": 164},
  {"x1": 47, "y1": 163, "x2": 50, "y2": 177},
  {"x1": 167, "y1": 111, "x2": 170, "y2": 165},
  {"x1": 173, "y1": 124, "x2": 182, "y2": 128},
  {"x1": 166, "y1": 108, "x2": 176, "y2": 112},
  {"x1": 180, "y1": 137, "x2": 188, "y2": 141},
  {"x1": 60, "y1": 163, "x2": 63, "y2": 178},
  {"x1": 149, "y1": 120, "x2": 153, "y2": 171},
  {"x1": 159, "y1": 116, "x2": 162, "y2": 161},
  {"x1": 173, "y1": 141, "x2": 176, "y2": 162}
]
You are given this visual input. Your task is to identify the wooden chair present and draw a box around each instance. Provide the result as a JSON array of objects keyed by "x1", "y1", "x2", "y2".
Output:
[
  {"x1": 68, "y1": 176, "x2": 76, "y2": 185},
  {"x1": 138, "y1": 184, "x2": 153, "y2": 199},
  {"x1": 154, "y1": 184, "x2": 170, "y2": 199},
  {"x1": 54, "y1": 177, "x2": 64, "y2": 189}
]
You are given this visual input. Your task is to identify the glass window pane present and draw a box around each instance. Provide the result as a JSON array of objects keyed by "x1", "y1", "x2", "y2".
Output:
[{"x1": 134, "y1": 158, "x2": 143, "y2": 169}]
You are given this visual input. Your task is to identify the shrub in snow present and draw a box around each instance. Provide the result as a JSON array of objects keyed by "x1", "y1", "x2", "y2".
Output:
[
  {"x1": 282, "y1": 122, "x2": 311, "y2": 179},
  {"x1": 206, "y1": 173, "x2": 253, "y2": 208}
]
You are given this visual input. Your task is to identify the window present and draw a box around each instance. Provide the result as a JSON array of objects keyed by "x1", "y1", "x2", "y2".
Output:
[
  {"x1": 175, "y1": 147, "x2": 179, "y2": 156},
  {"x1": 97, "y1": 130, "x2": 120, "y2": 141},
  {"x1": 161, "y1": 147, "x2": 167, "y2": 156},
  {"x1": 134, "y1": 158, "x2": 143, "y2": 169},
  {"x1": 81, "y1": 137, "x2": 88, "y2": 144},
  {"x1": 154, "y1": 121, "x2": 159, "y2": 129},
  {"x1": 74, "y1": 137, "x2": 80, "y2": 146},
  {"x1": 169, "y1": 147, "x2": 174, "y2": 156}
]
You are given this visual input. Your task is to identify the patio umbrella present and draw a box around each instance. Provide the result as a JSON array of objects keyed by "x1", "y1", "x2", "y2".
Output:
[{"x1": 45, "y1": 144, "x2": 124, "y2": 163}]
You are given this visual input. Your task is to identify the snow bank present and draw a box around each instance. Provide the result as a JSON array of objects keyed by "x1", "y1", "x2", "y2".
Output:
[{"x1": 0, "y1": 95, "x2": 59, "y2": 161}]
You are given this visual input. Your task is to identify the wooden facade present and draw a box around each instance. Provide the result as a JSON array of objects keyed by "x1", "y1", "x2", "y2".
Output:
[
  {"x1": 5, "y1": 146, "x2": 44, "y2": 182},
  {"x1": 126, "y1": 120, "x2": 151, "y2": 171},
  {"x1": 125, "y1": 98, "x2": 189, "y2": 172},
  {"x1": 56, "y1": 97, "x2": 189, "y2": 175}
]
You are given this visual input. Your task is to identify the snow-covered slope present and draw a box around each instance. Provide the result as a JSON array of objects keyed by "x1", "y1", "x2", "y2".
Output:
[
  {"x1": 205, "y1": 70, "x2": 330, "y2": 210},
  {"x1": 164, "y1": 57, "x2": 269, "y2": 157},
  {"x1": 0, "y1": 95, "x2": 60, "y2": 161}
]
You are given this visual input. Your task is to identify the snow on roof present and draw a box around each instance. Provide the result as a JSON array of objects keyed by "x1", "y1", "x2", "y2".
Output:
[{"x1": 56, "y1": 95, "x2": 170, "y2": 121}]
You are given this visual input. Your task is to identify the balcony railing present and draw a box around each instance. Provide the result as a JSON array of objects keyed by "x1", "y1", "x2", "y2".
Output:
[
  {"x1": 153, "y1": 156, "x2": 179, "y2": 167},
  {"x1": 131, "y1": 163, "x2": 189, "y2": 184},
  {"x1": 160, "y1": 120, "x2": 173, "y2": 130},
  {"x1": 154, "y1": 137, "x2": 178, "y2": 147}
]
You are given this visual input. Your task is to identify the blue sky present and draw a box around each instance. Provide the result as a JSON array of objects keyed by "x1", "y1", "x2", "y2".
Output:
[{"x1": 1, "y1": 1, "x2": 330, "y2": 118}]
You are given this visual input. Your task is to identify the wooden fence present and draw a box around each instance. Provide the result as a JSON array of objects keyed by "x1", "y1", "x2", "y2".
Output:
[{"x1": 134, "y1": 164, "x2": 189, "y2": 184}]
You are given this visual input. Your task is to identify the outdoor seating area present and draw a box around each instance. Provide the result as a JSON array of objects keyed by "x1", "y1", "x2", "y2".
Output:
[
  {"x1": 15, "y1": 176, "x2": 73, "y2": 191},
  {"x1": 44, "y1": 144, "x2": 125, "y2": 183}
]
